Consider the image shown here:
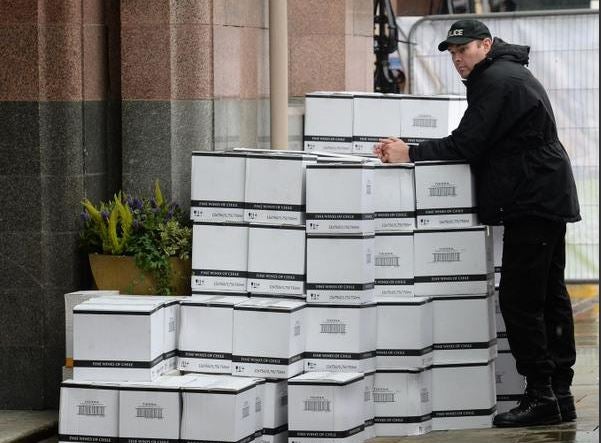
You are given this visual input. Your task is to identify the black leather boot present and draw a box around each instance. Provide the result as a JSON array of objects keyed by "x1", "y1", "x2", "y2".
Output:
[
  {"x1": 553, "y1": 384, "x2": 577, "y2": 422},
  {"x1": 493, "y1": 385, "x2": 562, "y2": 427}
]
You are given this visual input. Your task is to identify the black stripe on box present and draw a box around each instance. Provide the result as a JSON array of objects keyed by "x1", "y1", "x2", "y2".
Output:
[
  {"x1": 432, "y1": 406, "x2": 497, "y2": 417},
  {"x1": 376, "y1": 299, "x2": 431, "y2": 306},
  {"x1": 375, "y1": 278, "x2": 415, "y2": 286},
  {"x1": 232, "y1": 353, "x2": 304, "y2": 365},
  {"x1": 375, "y1": 211, "x2": 416, "y2": 219},
  {"x1": 191, "y1": 200, "x2": 245, "y2": 209},
  {"x1": 247, "y1": 272, "x2": 305, "y2": 282},
  {"x1": 58, "y1": 435, "x2": 118, "y2": 443},
  {"x1": 353, "y1": 136, "x2": 384, "y2": 143},
  {"x1": 306, "y1": 282, "x2": 375, "y2": 290},
  {"x1": 192, "y1": 151, "x2": 248, "y2": 158},
  {"x1": 233, "y1": 305, "x2": 305, "y2": 314},
  {"x1": 74, "y1": 355, "x2": 163, "y2": 369},
  {"x1": 306, "y1": 212, "x2": 374, "y2": 221},
  {"x1": 416, "y1": 207, "x2": 477, "y2": 216},
  {"x1": 181, "y1": 385, "x2": 257, "y2": 396},
  {"x1": 177, "y1": 351, "x2": 232, "y2": 360},
  {"x1": 182, "y1": 433, "x2": 256, "y2": 443},
  {"x1": 307, "y1": 163, "x2": 373, "y2": 169},
  {"x1": 432, "y1": 359, "x2": 494, "y2": 369},
  {"x1": 433, "y1": 339, "x2": 497, "y2": 350},
  {"x1": 303, "y1": 351, "x2": 375, "y2": 360},
  {"x1": 374, "y1": 414, "x2": 432, "y2": 424},
  {"x1": 61, "y1": 383, "x2": 121, "y2": 391},
  {"x1": 246, "y1": 202, "x2": 304, "y2": 212},
  {"x1": 304, "y1": 135, "x2": 353, "y2": 143},
  {"x1": 430, "y1": 294, "x2": 490, "y2": 301},
  {"x1": 376, "y1": 346, "x2": 433, "y2": 356},
  {"x1": 74, "y1": 307, "x2": 161, "y2": 316},
  {"x1": 288, "y1": 425, "x2": 364, "y2": 439},
  {"x1": 263, "y1": 424, "x2": 288, "y2": 435},
  {"x1": 414, "y1": 274, "x2": 489, "y2": 283},
  {"x1": 192, "y1": 270, "x2": 248, "y2": 278}
]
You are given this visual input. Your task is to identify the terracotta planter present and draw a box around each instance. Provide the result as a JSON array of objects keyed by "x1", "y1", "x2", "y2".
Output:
[{"x1": 88, "y1": 254, "x2": 191, "y2": 295}]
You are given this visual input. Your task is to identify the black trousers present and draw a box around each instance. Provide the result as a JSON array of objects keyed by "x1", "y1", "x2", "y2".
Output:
[{"x1": 499, "y1": 217, "x2": 576, "y2": 387}]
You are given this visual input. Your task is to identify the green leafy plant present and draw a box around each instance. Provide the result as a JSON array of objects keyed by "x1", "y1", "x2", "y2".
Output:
[{"x1": 80, "y1": 180, "x2": 192, "y2": 295}]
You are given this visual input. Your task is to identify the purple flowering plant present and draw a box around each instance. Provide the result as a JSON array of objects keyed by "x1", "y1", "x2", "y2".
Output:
[{"x1": 80, "y1": 180, "x2": 191, "y2": 294}]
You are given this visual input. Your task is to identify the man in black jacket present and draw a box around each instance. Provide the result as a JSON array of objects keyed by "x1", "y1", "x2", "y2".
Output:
[{"x1": 374, "y1": 19, "x2": 581, "y2": 427}]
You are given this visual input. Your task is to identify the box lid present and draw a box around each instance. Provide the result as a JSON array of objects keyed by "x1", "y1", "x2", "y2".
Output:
[{"x1": 288, "y1": 372, "x2": 364, "y2": 386}]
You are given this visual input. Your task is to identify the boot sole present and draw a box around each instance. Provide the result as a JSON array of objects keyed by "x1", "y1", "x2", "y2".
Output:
[
  {"x1": 561, "y1": 408, "x2": 577, "y2": 422},
  {"x1": 494, "y1": 414, "x2": 562, "y2": 428}
]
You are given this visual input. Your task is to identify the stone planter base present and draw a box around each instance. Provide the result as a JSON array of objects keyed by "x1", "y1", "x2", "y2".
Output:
[{"x1": 88, "y1": 254, "x2": 191, "y2": 295}]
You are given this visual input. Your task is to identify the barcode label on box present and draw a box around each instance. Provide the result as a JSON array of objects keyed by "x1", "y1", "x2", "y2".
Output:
[
  {"x1": 433, "y1": 248, "x2": 460, "y2": 262},
  {"x1": 77, "y1": 403, "x2": 105, "y2": 417},
  {"x1": 373, "y1": 392, "x2": 395, "y2": 403},
  {"x1": 304, "y1": 398, "x2": 331, "y2": 412},
  {"x1": 429, "y1": 182, "x2": 456, "y2": 196},
  {"x1": 321, "y1": 323, "x2": 347, "y2": 334},
  {"x1": 136, "y1": 405, "x2": 163, "y2": 419},
  {"x1": 375, "y1": 255, "x2": 400, "y2": 267}
]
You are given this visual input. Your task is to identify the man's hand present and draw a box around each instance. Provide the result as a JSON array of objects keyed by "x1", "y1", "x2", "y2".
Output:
[{"x1": 373, "y1": 137, "x2": 411, "y2": 163}]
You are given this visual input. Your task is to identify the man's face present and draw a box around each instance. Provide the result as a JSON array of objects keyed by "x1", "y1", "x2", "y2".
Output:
[{"x1": 447, "y1": 38, "x2": 492, "y2": 79}]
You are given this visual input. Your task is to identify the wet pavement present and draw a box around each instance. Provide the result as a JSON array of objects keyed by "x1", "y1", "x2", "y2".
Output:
[{"x1": 0, "y1": 286, "x2": 597, "y2": 443}]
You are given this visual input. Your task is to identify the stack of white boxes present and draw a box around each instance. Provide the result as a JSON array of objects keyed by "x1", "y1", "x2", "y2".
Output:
[
  {"x1": 304, "y1": 92, "x2": 467, "y2": 155},
  {"x1": 371, "y1": 161, "x2": 434, "y2": 437},
  {"x1": 491, "y1": 225, "x2": 526, "y2": 413},
  {"x1": 304, "y1": 158, "x2": 378, "y2": 440},
  {"x1": 412, "y1": 160, "x2": 498, "y2": 431}
]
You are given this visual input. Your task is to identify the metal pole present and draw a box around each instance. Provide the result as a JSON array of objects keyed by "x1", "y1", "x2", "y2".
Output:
[{"x1": 269, "y1": 0, "x2": 289, "y2": 150}]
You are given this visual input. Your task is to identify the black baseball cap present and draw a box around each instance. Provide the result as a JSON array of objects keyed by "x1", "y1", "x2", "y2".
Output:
[{"x1": 438, "y1": 19, "x2": 492, "y2": 51}]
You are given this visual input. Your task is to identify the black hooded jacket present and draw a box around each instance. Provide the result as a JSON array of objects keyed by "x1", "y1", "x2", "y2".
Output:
[{"x1": 410, "y1": 38, "x2": 581, "y2": 225}]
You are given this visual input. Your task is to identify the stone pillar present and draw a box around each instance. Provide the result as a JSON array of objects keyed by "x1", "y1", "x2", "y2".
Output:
[
  {"x1": 120, "y1": 0, "x2": 214, "y2": 206},
  {"x1": 288, "y1": 0, "x2": 373, "y2": 96},
  {"x1": 0, "y1": 0, "x2": 116, "y2": 408}
]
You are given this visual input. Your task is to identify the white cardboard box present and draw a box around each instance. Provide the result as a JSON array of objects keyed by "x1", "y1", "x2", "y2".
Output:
[
  {"x1": 399, "y1": 95, "x2": 467, "y2": 143},
  {"x1": 181, "y1": 375, "x2": 259, "y2": 443},
  {"x1": 190, "y1": 151, "x2": 247, "y2": 223},
  {"x1": 376, "y1": 297, "x2": 433, "y2": 369},
  {"x1": 306, "y1": 163, "x2": 375, "y2": 235},
  {"x1": 244, "y1": 152, "x2": 317, "y2": 225},
  {"x1": 262, "y1": 379, "x2": 289, "y2": 442},
  {"x1": 496, "y1": 350, "x2": 525, "y2": 414},
  {"x1": 288, "y1": 372, "x2": 365, "y2": 443},
  {"x1": 432, "y1": 294, "x2": 497, "y2": 364},
  {"x1": 374, "y1": 231, "x2": 414, "y2": 297},
  {"x1": 492, "y1": 225, "x2": 504, "y2": 286},
  {"x1": 306, "y1": 234, "x2": 375, "y2": 305},
  {"x1": 304, "y1": 92, "x2": 354, "y2": 154},
  {"x1": 413, "y1": 226, "x2": 494, "y2": 296},
  {"x1": 431, "y1": 360, "x2": 496, "y2": 430},
  {"x1": 58, "y1": 380, "x2": 119, "y2": 443},
  {"x1": 177, "y1": 295, "x2": 249, "y2": 373},
  {"x1": 414, "y1": 161, "x2": 478, "y2": 229},
  {"x1": 73, "y1": 301, "x2": 164, "y2": 382},
  {"x1": 304, "y1": 303, "x2": 376, "y2": 373},
  {"x1": 363, "y1": 371, "x2": 376, "y2": 440},
  {"x1": 373, "y1": 368, "x2": 433, "y2": 437},
  {"x1": 192, "y1": 222, "x2": 249, "y2": 292},
  {"x1": 118, "y1": 378, "x2": 183, "y2": 442},
  {"x1": 64, "y1": 290, "x2": 119, "y2": 368},
  {"x1": 374, "y1": 164, "x2": 416, "y2": 232},
  {"x1": 79, "y1": 295, "x2": 183, "y2": 374},
  {"x1": 247, "y1": 224, "x2": 306, "y2": 296},
  {"x1": 352, "y1": 93, "x2": 403, "y2": 155},
  {"x1": 232, "y1": 298, "x2": 306, "y2": 379}
]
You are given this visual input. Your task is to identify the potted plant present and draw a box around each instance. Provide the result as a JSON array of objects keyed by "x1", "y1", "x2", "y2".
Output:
[{"x1": 80, "y1": 180, "x2": 192, "y2": 295}]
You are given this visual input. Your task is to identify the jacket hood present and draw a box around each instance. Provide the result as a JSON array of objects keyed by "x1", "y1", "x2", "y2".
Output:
[{"x1": 488, "y1": 37, "x2": 530, "y2": 65}]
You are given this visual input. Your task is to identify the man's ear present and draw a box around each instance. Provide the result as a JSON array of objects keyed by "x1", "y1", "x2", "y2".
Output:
[{"x1": 483, "y1": 37, "x2": 493, "y2": 51}]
